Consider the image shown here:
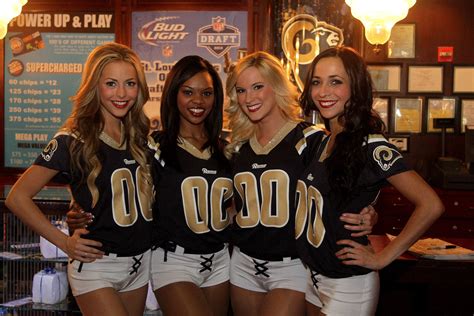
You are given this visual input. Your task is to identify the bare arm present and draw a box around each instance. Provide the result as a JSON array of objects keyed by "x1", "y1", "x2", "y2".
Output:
[
  {"x1": 336, "y1": 170, "x2": 444, "y2": 270},
  {"x1": 6, "y1": 165, "x2": 103, "y2": 262}
]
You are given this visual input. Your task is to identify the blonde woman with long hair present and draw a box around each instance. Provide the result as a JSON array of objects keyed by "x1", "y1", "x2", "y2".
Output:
[
  {"x1": 6, "y1": 42, "x2": 154, "y2": 316},
  {"x1": 225, "y1": 51, "x2": 377, "y2": 316}
]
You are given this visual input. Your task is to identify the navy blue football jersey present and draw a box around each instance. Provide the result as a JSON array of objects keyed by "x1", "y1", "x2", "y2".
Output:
[
  {"x1": 231, "y1": 121, "x2": 325, "y2": 258},
  {"x1": 149, "y1": 133, "x2": 233, "y2": 252},
  {"x1": 35, "y1": 132, "x2": 154, "y2": 256},
  {"x1": 295, "y1": 134, "x2": 409, "y2": 278}
]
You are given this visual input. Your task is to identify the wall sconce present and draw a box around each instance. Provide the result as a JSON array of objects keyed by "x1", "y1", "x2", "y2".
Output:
[
  {"x1": 0, "y1": 0, "x2": 28, "y2": 39},
  {"x1": 345, "y1": 0, "x2": 416, "y2": 53}
]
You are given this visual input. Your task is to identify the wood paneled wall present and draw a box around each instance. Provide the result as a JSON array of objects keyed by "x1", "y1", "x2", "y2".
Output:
[
  {"x1": 363, "y1": 0, "x2": 474, "y2": 64},
  {"x1": 361, "y1": 0, "x2": 474, "y2": 178}
]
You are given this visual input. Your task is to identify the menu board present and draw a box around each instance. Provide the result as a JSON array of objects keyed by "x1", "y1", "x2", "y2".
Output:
[{"x1": 4, "y1": 12, "x2": 115, "y2": 168}]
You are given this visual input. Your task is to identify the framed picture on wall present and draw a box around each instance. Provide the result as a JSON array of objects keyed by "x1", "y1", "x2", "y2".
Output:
[
  {"x1": 393, "y1": 97, "x2": 423, "y2": 133},
  {"x1": 388, "y1": 136, "x2": 410, "y2": 152},
  {"x1": 427, "y1": 97, "x2": 456, "y2": 133},
  {"x1": 461, "y1": 99, "x2": 474, "y2": 132},
  {"x1": 387, "y1": 23, "x2": 415, "y2": 59},
  {"x1": 453, "y1": 66, "x2": 474, "y2": 93},
  {"x1": 373, "y1": 97, "x2": 389, "y2": 128},
  {"x1": 367, "y1": 64, "x2": 401, "y2": 92},
  {"x1": 408, "y1": 65, "x2": 444, "y2": 93}
]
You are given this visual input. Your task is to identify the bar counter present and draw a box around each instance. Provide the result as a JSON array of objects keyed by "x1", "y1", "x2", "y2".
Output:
[{"x1": 371, "y1": 235, "x2": 474, "y2": 315}]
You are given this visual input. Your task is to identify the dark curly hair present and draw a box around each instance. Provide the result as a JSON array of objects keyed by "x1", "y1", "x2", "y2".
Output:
[
  {"x1": 159, "y1": 55, "x2": 229, "y2": 171},
  {"x1": 299, "y1": 46, "x2": 386, "y2": 198}
]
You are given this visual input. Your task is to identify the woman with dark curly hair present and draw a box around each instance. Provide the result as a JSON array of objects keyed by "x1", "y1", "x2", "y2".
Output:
[{"x1": 297, "y1": 46, "x2": 444, "y2": 315}]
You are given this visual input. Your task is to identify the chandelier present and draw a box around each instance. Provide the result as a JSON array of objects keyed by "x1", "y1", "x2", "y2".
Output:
[
  {"x1": 0, "y1": 0, "x2": 28, "y2": 39},
  {"x1": 345, "y1": 0, "x2": 416, "y2": 50}
]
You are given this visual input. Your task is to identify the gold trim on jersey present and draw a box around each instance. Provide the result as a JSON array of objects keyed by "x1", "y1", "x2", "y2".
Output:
[
  {"x1": 366, "y1": 134, "x2": 387, "y2": 144},
  {"x1": 295, "y1": 125, "x2": 324, "y2": 155},
  {"x1": 147, "y1": 136, "x2": 165, "y2": 167},
  {"x1": 99, "y1": 123, "x2": 126, "y2": 150},
  {"x1": 54, "y1": 127, "x2": 128, "y2": 151},
  {"x1": 54, "y1": 130, "x2": 82, "y2": 142},
  {"x1": 318, "y1": 135, "x2": 331, "y2": 162},
  {"x1": 318, "y1": 134, "x2": 391, "y2": 162},
  {"x1": 178, "y1": 137, "x2": 212, "y2": 159},
  {"x1": 249, "y1": 121, "x2": 297, "y2": 155}
]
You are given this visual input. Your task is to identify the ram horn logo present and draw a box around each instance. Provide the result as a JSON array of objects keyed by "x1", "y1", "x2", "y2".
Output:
[
  {"x1": 281, "y1": 14, "x2": 344, "y2": 91},
  {"x1": 197, "y1": 16, "x2": 241, "y2": 58},
  {"x1": 41, "y1": 139, "x2": 58, "y2": 162},
  {"x1": 373, "y1": 145, "x2": 402, "y2": 171}
]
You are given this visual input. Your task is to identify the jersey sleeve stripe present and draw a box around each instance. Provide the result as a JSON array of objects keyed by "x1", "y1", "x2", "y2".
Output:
[
  {"x1": 303, "y1": 125, "x2": 324, "y2": 137},
  {"x1": 147, "y1": 138, "x2": 165, "y2": 167},
  {"x1": 296, "y1": 125, "x2": 324, "y2": 155},
  {"x1": 296, "y1": 138, "x2": 307, "y2": 155},
  {"x1": 365, "y1": 134, "x2": 387, "y2": 145}
]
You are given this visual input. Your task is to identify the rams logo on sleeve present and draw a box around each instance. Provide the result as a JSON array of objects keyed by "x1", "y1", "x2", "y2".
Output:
[
  {"x1": 41, "y1": 139, "x2": 58, "y2": 162},
  {"x1": 373, "y1": 145, "x2": 402, "y2": 171}
]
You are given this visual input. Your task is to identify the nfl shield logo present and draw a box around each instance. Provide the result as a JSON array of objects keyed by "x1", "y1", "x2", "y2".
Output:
[
  {"x1": 162, "y1": 45, "x2": 173, "y2": 57},
  {"x1": 212, "y1": 17, "x2": 225, "y2": 32},
  {"x1": 197, "y1": 16, "x2": 241, "y2": 58}
]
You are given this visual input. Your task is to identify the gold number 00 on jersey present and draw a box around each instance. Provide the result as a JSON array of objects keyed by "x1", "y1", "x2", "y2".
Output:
[
  {"x1": 111, "y1": 166, "x2": 153, "y2": 227},
  {"x1": 234, "y1": 169, "x2": 290, "y2": 228},
  {"x1": 295, "y1": 180, "x2": 325, "y2": 247},
  {"x1": 182, "y1": 176, "x2": 233, "y2": 233}
]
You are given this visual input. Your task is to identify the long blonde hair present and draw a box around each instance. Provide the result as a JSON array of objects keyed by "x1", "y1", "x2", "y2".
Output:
[
  {"x1": 225, "y1": 51, "x2": 301, "y2": 155},
  {"x1": 62, "y1": 42, "x2": 151, "y2": 207}
]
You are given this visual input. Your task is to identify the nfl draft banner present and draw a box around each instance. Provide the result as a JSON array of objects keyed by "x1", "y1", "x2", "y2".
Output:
[
  {"x1": 131, "y1": 11, "x2": 248, "y2": 129},
  {"x1": 3, "y1": 12, "x2": 115, "y2": 168}
]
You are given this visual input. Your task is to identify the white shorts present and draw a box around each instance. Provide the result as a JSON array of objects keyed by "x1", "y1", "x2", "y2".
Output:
[
  {"x1": 230, "y1": 247, "x2": 307, "y2": 293},
  {"x1": 68, "y1": 249, "x2": 151, "y2": 297},
  {"x1": 150, "y1": 244, "x2": 230, "y2": 291},
  {"x1": 306, "y1": 270, "x2": 379, "y2": 316}
]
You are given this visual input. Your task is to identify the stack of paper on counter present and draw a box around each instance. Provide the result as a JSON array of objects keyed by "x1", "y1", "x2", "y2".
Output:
[{"x1": 386, "y1": 234, "x2": 474, "y2": 260}]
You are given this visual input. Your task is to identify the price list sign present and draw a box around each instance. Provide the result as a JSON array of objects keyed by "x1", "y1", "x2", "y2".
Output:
[{"x1": 4, "y1": 12, "x2": 115, "y2": 168}]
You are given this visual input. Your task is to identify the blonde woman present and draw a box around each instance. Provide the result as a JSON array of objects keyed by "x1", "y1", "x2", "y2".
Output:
[
  {"x1": 6, "y1": 42, "x2": 154, "y2": 316},
  {"x1": 225, "y1": 51, "x2": 377, "y2": 316}
]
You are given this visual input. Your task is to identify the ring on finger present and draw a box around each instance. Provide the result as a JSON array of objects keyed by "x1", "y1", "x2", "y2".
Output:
[{"x1": 360, "y1": 218, "x2": 364, "y2": 225}]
